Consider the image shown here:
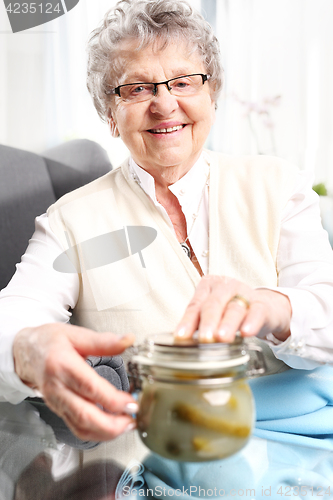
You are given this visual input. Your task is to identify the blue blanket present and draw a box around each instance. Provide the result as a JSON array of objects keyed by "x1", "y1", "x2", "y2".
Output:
[
  {"x1": 127, "y1": 366, "x2": 333, "y2": 499},
  {"x1": 251, "y1": 365, "x2": 333, "y2": 449}
]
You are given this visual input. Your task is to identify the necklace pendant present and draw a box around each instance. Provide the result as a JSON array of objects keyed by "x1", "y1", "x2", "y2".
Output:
[{"x1": 180, "y1": 242, "x2": 192, "y2": 259}]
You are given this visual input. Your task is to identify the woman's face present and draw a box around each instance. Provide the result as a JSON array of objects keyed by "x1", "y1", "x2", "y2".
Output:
[{"x1": 108, "y1": 40, "x2": 215, "y2": 178}]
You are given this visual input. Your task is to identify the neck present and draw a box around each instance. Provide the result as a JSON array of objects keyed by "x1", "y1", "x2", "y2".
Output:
[
  {"x1": 134, "y1": 152, "x2": 202, "y2": 191},
  {"x1": 137, "y1": 165, "x2": 187, "y2": 195},
  {"x1": 155, "y1": 182, "x2": 181, "y2": 215}
]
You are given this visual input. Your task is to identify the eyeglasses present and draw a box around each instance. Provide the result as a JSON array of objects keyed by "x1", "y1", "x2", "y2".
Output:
[{"x1": 105, "y1": 73, "x2": 210, "y2": 103}]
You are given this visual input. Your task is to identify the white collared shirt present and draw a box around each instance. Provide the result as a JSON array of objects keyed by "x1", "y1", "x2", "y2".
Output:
[
  {"x1": 129, "y1": 154, "x2": 210, "y2": 274},
  {"x1": 1, "y1": 154, "x2": 333, "y2": 402}
]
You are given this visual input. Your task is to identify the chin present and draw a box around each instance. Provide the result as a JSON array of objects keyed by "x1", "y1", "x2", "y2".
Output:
[{"x1": 153, "y1": 150, "x2": 193, "y2": 168}]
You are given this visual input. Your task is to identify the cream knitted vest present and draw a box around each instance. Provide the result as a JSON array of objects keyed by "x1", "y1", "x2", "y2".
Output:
[
  {"x1": 48, "y1": 151, "x2": 297, "y2": 364},
  {"x1": 47, "y1": 151, "x2": 297, "y2": 466}
]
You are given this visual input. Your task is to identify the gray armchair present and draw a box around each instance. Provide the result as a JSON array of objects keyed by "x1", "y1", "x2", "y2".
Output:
[
  {"x1": 0, "y1": 139, "x2": 112, "y2": 290},
  {"x1": 0, "y1": 139, "x2": 131, "y2": 449}
]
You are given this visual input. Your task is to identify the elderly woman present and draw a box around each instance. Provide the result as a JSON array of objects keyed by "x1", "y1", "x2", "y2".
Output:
[{"x1": 1, "y1": 0, "x2": 333, "y2": 459}]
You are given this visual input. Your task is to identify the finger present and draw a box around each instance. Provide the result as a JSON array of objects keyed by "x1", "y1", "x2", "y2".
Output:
[
  {"x1": 49, "y1": 386, "x2": 136, "y2": 441},
  {"x1": 63, "y1": 402, "x2": 136, "y2": 442},
  {"x1": 215, "y1": 299, "x2": 249, "y2": 343},
  {"x1": 174, "y1": 277, "x2": 214, "y2": 339},
  {"x1": 195, "y1": 278, "x2": 250, "y2": 342},
  {"x1": 239, "y1": 302, "x2": 268, "y2": 338},
  {"x1": 197, "y1": 286, "x2": 236, "y2": 342},
  {"x1": 43, "y1": 349, "x2": 136, "y2": 415},
  {"x1": 66, "y1": 326, "x2": 135, "y2": 357}
]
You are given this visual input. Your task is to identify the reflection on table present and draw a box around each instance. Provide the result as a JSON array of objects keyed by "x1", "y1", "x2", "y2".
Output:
[{"x1": 0, "y1": 401, "x2": 332, "y2": 500}]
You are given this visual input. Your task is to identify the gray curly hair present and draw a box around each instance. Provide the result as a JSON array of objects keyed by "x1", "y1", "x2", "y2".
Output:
[{"x1": 87, "y1": 0, "x2": 223, "y2": 121}]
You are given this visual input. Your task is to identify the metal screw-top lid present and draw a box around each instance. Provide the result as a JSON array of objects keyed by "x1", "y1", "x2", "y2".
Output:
[{"x1": 131, "y1": 332, "x2": 250, "y2": 373}]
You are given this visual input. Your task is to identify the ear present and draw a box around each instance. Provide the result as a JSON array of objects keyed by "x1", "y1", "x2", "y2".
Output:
[
  {"x1": 208, "y1": 78, "x2": 218, "y2": 112},
  {"x1": 210, "y1": 99, "x2": 216, "y2": 121},
  {"x1": 107, "y1": 108, "x2": 120, "y2": 138}
]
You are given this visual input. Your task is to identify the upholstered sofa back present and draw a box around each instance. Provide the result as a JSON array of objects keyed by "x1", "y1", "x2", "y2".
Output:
[{"x1": 0, "y1": 139, "x2": 112, "y2": 290}]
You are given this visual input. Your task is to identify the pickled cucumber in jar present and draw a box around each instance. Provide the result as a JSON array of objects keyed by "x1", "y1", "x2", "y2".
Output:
[{"x1": 137, "y1": 378, "x2": 254, "y2": 462}]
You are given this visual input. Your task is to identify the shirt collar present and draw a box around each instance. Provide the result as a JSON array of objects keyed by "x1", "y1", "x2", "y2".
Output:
[{"x1": 129, "y1": 153, "x2": 209, "y2": 207}]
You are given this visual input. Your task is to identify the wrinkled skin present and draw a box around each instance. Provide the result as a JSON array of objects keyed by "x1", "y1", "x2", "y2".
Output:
[
  {"x1": 174, "y1": 275, "x2": 291, "y2": 343},
  {"x1": 13, "y1": 324, "x2": 137, "y2": 442}
]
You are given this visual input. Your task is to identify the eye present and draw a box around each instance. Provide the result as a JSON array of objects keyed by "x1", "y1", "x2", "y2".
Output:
[
  {"x1": 131, "y1": 85, "x2": 145, "y2": 94},
  {"x1": 171, "y1": 78, "x2": 191, "y2": 90},
  {"x1": 128, "y1": 84, "x2": 151, "y2": 96}
]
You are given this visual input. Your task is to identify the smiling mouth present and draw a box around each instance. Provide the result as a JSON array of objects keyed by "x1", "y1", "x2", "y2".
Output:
[{"x1": 148, "y1": 124, "x2": 186, "y2": 134}]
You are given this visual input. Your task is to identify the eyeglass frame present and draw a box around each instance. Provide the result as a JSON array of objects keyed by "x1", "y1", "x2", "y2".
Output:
[{"x1": 104, "y1": 73, "x2": 211, "y2": 100}]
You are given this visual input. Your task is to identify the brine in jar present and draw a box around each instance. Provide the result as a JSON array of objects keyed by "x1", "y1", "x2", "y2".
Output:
[{"x1": 137, "y1": 375, "x2": 254, "y2": 462}]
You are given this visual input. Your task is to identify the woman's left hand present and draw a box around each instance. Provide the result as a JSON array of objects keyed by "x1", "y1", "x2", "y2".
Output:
[{"x1": 174, "y1": 275, "x2": 292, "y2": 343}]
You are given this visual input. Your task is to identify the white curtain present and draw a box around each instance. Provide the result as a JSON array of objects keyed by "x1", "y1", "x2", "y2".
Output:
[
  {"x1": 44, "y1": 0, "x2": 128, "y2": 167},
  {"x1": 0, "y1": 4, "x2": 47, "y2": 152},
  {"x1": 211, "y1": 0, "x2": 333, "y2": 190}
]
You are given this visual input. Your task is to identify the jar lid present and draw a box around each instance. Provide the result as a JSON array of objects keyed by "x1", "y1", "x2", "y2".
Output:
[{"x1": 132, "y1": 332, "x2": 250, "y2": 372}]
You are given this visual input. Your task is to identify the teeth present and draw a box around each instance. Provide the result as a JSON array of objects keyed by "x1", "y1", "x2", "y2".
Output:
[{"x1": 151, "y1": 125, "x2": 184, "y2": 133}]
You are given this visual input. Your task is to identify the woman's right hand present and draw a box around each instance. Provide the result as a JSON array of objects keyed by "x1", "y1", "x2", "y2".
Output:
[{"x1": 13, "y1": 324, "x2": 137, "y2": 442}]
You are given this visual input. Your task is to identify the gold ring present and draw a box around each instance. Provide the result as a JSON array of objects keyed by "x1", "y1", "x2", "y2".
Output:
[{"x1": 229, "y1": 294, "x2": 250, "y2": 309}]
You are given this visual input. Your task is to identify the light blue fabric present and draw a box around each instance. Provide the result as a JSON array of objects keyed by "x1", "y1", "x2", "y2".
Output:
[
  {"x1": 140, "y1": 440, "x2": 333, "y2": 499},
  {"x1": 251, "y1": 366, "x2": 333, "y2": 449},
  {"x1": 132, "y1": 366, "x2": 333, "y2": 499}
]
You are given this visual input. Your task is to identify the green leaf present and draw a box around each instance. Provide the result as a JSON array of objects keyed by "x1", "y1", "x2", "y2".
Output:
[{"x1": 312, "y1": 183, "x2": 327, "y2": 196}]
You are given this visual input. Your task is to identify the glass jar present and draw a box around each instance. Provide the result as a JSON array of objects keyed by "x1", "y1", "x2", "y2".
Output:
[{"x1": 128, "y1": 333, "x2": 265, "y2": 462}]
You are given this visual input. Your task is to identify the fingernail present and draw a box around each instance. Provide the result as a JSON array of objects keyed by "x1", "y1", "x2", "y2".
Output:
[
  {"x1": 124, "y1": 402, "x2": 139, "y2": 415},
  {"x1": 199, "y1": 330, "x2": 214, "y2": 343},
  {"x1": 217, "y1": 328, "x2": 227, "y2": 339},
  {"x1": 125, "y1": 421, "x2": 137, "y2": 433},
  {"x1": 119, "y1": 334, "x2": 135, "y2": 342},
  {"x1": 175, "y1": 326, "x2": 187, "y2": 337},
  {"x1": 241, "y1": 324, "x2": 252, "y2": 334}
]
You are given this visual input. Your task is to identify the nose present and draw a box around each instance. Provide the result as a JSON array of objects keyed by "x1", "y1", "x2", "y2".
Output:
[{"x1": 149, "y1": 84, "x2": 179, "y2": 116}]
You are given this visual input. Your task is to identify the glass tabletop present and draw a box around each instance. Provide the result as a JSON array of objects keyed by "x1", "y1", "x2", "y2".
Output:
[{"x1": 1, "y1": 401, "x2": 333, "y2": 500}]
